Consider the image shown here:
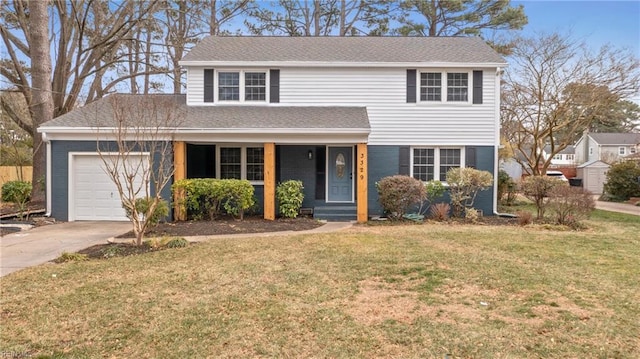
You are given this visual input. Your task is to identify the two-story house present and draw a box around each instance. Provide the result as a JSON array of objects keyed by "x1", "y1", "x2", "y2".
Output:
[
  {"x1": 38, "y1": 36, "x2": 506, "y2": 222},
  {"x1": 575, "y1": 132, "x2": 640, "y2": 164}
]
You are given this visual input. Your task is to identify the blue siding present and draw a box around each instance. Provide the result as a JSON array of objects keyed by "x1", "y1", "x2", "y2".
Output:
[
  {"x1": 50, "y1": 140, "x2": 174, "y2": 221},
  {"x1": 278, "y1": 145, "x2": 321, "y2": 208},
  {"x1": 366, "y1": 145, "x2": 496, "y2": 217}
]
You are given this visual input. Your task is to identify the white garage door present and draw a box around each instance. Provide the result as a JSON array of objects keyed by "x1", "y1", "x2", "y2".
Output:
[{"x1": 70, "y1": 154, "x2": 148, "y2": 221}]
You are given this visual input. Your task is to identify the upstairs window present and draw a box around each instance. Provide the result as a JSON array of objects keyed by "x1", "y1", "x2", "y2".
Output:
[
  {"x1": 218, "y1": 72, "x2": 240, "y2": 101},
  {"x1": 418, "y1": 71, "x2": 470, "y2": 103},
  {"x1": 216, "y1": 70, "x2": 267, "y2": 103},
  {"x1": 619, "y1": 147, "x2": 626, "y2": 155},
  {"x1": 420, "y1": 73, "x2": 442, "y2": 101},
  {"x1": 447, "y1": 73, "x2": 468, "y2": 102},
  {"x1": 630, "y1": 147, "x2": 637, "y2": 155},
  {"x1": 245, "y1": 72, "x2": 266, "y2": 101}
]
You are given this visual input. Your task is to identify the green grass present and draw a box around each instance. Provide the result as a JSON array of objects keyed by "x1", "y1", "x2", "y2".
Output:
[{"x1": 1, "y1": 212, "x2": 639, "y2": 358}]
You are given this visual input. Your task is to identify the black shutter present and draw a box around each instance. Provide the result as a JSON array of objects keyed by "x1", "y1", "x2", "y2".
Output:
[
  {"x1": 204, "y1": 69, "x2": 214, "y2": 102},
  {"x1": 466, "y1": 147, "x2": 477, "y2": 169},
  {"x1": 270, "y1": 69, "x2": 280, "y2": 103},
  {"x1": 399, "y1": 146, "x2": 411, "y2": 175},
  {"x1": 472, "y1": 70, "x2": 483, "y2": 104},
  {"x1": 406, "y1": 69, "x2": 416, "y2": 103}
]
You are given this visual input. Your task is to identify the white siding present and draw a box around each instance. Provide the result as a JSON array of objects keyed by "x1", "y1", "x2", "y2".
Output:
[
  {"x1": 280, "y1": 67, "x2": 497, "y2": 146},
  {"x1": 184, "y1": 66, "x2": 499, "y2": 146}
]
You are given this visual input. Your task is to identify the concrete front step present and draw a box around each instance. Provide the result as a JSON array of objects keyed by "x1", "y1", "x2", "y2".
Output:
[{"x1": 313, "y1": 205, "x2": 357, "y2": 221}]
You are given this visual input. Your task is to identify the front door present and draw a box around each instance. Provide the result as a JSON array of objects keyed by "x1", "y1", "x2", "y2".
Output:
[{"x1": 327, "y1": 146, "x2": 353, "y2": 202}]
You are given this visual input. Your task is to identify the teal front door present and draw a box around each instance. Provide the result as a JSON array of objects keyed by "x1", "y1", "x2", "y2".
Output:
[{"x1": 327, "y1": 147, "x2": 353, "y2": 202}]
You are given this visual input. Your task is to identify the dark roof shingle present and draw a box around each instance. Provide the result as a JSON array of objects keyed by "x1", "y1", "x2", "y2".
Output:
[
  {"x1": 181, "y1": 36, "x2": 507, "y2": 64},
  {"x1": 590, "y1": 133, "x2": 640, "y2": 145},
  {"x1": 40, "y1": 94, "x2": 370, "y2": 130}
]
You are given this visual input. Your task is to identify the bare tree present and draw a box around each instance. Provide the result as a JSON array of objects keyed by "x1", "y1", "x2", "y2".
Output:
[
  {"x1": 501, "y1": 33, "x2": 640, "y2": 175},
  {"x1": 1, "y1": 0, "x2": 160, "y2": 198},
  {"x1": 95, "y1": 95, "x2": 183, "y2": 245}
]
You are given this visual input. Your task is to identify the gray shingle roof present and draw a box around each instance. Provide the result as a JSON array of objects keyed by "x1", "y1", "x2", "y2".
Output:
[
  {"x1": 39, "y1": 94, "x2": 370, "y2": 130},
  {"x1": 544, "y1": 145, "x2": 575, "y2": 155},
  {"x1": 590, "y1": 133, "x2": 640, "y2": 145},
  {"x1": 181, "y1": 36, "x2": 507, "y2": 65}
]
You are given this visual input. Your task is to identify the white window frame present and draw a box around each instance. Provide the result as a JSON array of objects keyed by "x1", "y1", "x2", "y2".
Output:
[
  {"x1": 618, "y1": 147, "x2": 626, "y2": 155},
  {"x1": 552, "y1": 154, "x2": 563, "y2": 160},
  {"x1": 418, "y1": 70, "x2": 472, "y2": 104},
  {"x1": 410, "y1": 147, "x2": 465, "y2": 182},
  {"x1": 630, "y1": 147, "x2": 637, "y2": 155},
  {"x1": 589, "y1": 147, "x2": 594, "y2": 156},
  {"x1": 216, "y1": 145, "x2": 264, "y2": 184},
  {"x1": 215, "y1": 69, "x2": 269, "y2": 104},
  {"x1": 566, "y1": 154, "x2": 575, "y2": 161}
]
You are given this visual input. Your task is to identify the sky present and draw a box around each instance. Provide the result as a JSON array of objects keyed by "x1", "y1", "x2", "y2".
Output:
[{"x1": 513, "y1": 0, "x2": 640, "y2": 57}]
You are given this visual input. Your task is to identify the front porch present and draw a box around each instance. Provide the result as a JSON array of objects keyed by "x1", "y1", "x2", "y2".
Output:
[{"x1": 173, "y1": 142, "x2": 369, "y2": 223}]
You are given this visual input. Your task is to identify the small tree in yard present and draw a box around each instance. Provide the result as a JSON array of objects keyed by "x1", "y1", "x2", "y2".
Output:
[
  {"x1": 521, "y1": 176, "x2": 563, "y2": 220},
  {"x1": 95, "y1": 95, "x2": 183, "y2": 246},
  {"x1": 445, "y1": 168, "x2": 493, "y2": 217}
]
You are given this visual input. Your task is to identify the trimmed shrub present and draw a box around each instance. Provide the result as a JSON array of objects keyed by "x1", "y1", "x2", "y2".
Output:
[
  {"x1": 55, "y1": 252, "x2": 88, "y2": 263},
  {"x1": 547, "y1": 186, "x2": 595, "y2": 226},
  {"x1": 446, "y1": 168, "x2": 493, "y2": 217},
  {"x1": 276, "y1": 180, "x2": 305, "y2": 218},
  {"x1": 376, "y1": 175, "x2": 426, "y2": 220},
  {"x1": 521, "y1": 176, "x2": 563, "y2": 219},
  {"x1": 497, "y1": 169, "x2": 511, "y2": 202},
  {"x1": 165, "y1": 237, "x2": 189, "y2": 248},
  {"x1": 429, "y1": 202, "x2": 451, "y2": 221},
  {"x1": 1, "y1": 180, "x2": 32, "y2": 219},
  {"x1": 172, "y1": 179, "x2": 255, "y2": 220},
  {"x1": 603, "y1": 161, "x2": 640, "y2": 201},
  {"x1": 124, "y1": 197, "x2": 169, "y2": 227}
]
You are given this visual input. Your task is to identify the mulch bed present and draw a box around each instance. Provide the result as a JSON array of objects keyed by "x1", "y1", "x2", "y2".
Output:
[
  {"x1": 76, "y1": 242, "x2": 177, "y2": 259},
  {"x1": 116, "y1": 216, "x2": 325, "y2": 238}
]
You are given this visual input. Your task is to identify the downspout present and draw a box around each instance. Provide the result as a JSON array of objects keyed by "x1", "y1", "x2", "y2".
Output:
[
  {"x1": 42, "y1": 132, "x2": 52, "y2": 217},
  {"x1": 493, "y1": 66, "x2": 503, "y2": 216}
]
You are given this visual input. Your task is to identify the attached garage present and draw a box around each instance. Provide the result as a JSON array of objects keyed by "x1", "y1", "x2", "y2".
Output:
[
  {"x1": 577, "y1": 160, "x2": 610, "y2": 194},
  {"x1": 68, "y1": 153, "x2": 149, "y2": 221}
]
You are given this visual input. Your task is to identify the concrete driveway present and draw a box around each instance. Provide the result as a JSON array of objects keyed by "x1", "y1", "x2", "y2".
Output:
[
  {"x1": 0, "y1": 221, "x2": 131, "y2": 277},
  {"x1": 595, "y1": 198, "x2": 640, "y2": 216}
]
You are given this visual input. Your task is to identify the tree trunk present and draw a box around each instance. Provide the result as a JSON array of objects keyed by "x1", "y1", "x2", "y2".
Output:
[{"x1": 29, "y1": 0, "x2": 53, "y2": 202}]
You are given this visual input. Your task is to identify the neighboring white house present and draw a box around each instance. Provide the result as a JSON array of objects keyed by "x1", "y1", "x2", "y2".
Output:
[
  {"x1": 575, "y1": 132, "x2": 640, "y2": 164},
  {"x1": 543, "y1": 145, "x2": 576, "y2": 166}
]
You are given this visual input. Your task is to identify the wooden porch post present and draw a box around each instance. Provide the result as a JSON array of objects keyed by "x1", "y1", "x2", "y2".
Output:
[
  {"x1": 173, "y1": 141, "x2": 186, "y2": 221},
  {"x1": 357, "y1": 143, "x2": 368, "y2": 223},
  {"x1": 264, "y1": 142, "x2": 276, "y2": 220}
]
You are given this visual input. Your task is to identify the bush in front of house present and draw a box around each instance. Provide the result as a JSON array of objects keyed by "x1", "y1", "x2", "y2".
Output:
[
  {"x1": 376, "y1": 175, "x2": 426, "y2": 220},
  {"x1": 124, "y1": 197, "x2": 169, "y2": 227},
  {"x1": 276, "y1": 180, "x2": 304, "y2": 218},
  {"x1": 1, "y1": 180, "x2": 32, "y2": 219},
  {"x1": 497, "y1": 169, "x2": 518, "y2": 206},
  {"x1": 603, "y1": 161, "x2": 640, "y2": 201},
  {"x1": 547, "y1": 186, "x2": 595, "y2": 226},
  {"x1": 172, "y1": 178, "x2": 255, "y2": 220},
  {"x1": 521, "y1": 175, "x2": 563, "y2": 220},
  {"x1": 445, "y1": 168, "x2": 493, "y2": 217}
]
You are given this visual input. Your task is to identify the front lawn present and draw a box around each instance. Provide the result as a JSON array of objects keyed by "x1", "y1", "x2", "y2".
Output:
[{"x1": 1, "y1": 212, "x2": 639, "y2": 358}]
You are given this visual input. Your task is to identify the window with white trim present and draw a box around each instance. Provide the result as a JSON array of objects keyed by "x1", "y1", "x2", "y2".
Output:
[
  {"x1": 218, "y1": 146, "x2": 264, "y2": 182},
  {"x1": 566, "y1": 154, "x2": 575, "y2": 161},
  {"x1": 619, "y1": 147, "x2": 626, "y2": 155},
  {"x1": 419, "y1": 71, "x2": 470, "y2": 103},
  {"x1": 217, "y1": 70, "x2": 267, "y2": 103},
  {"x1": 412, "y1": 147, "x2": 463, "y2": 181},
  {"x1": 630, "y1": 147, "x2": 637, "y2": 154},
  {"x1": 553, "y1": 154, "x2": 563, "y2": 160},
  {"x1": 447, "y1": 73, "x2": 468, "y2": 102},
  {"x1": 589, "y1": 147, "x2": 594, "y2": 155}
]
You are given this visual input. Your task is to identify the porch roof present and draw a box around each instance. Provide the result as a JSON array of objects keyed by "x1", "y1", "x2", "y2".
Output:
[{"x1": 39, "y1": 94, "x2": 371, "y2": 136}]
